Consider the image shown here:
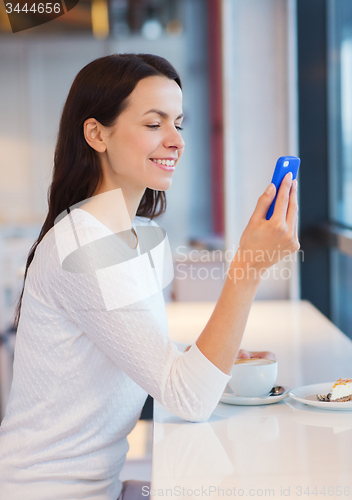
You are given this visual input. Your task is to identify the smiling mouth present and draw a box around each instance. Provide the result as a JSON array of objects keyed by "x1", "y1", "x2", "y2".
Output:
[
  {"x1": 149, "y1": 159, "x2": 176, "y2": 171},
  {"x1": 150, "y1": 158, "x2": 176, "y2": 166}
]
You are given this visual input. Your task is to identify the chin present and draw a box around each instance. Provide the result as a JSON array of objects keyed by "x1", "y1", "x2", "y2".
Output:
[{"x1": 147, "y1": 179, "x2": 173, "y2": 191}]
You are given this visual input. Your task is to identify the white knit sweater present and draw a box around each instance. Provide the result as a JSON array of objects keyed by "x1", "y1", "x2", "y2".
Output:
[{"x1": 0, "y1": 209, "x2": 230, "y2": 500}]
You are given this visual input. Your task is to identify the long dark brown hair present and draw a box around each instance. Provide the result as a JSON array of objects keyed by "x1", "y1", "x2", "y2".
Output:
[{"x1": 13, "y1": 53, "x2": 182, "y2": 329}]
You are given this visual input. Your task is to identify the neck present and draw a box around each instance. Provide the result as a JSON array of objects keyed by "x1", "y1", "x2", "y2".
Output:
[{"x1": 80, "y1": 183, "x2": 144, "y2": 235}]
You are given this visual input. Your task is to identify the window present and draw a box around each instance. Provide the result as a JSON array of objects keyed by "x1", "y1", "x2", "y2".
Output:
[
  {"x1": 328, "y1": 0, "x2": 352, "y2": 338},
  {"x1": 298, "y1": 0, "x2": 352, "y2": 339}
]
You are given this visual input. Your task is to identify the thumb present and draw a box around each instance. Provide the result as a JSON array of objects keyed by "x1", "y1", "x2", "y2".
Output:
[{"x1": 251, "y1": 183, "x2": 276, "y2": 222}]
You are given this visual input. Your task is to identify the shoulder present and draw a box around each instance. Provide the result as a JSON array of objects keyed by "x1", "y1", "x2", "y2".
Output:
[{"x1": 41, "y1": 209, "x2": 110, "y2": 269}]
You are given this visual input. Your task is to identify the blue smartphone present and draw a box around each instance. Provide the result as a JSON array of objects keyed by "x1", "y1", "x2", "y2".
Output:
[{"x1": 266, "y1": 156, "x2": 301, "y2": 220}]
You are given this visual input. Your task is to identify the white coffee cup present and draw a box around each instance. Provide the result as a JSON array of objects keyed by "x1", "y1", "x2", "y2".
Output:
[{"x1": 228, "y1": 358, "x2": 278, "y2": 397}]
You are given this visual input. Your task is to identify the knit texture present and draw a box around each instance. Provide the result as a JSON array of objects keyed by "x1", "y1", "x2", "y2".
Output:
[{"x1": 0, "y1": 209, "x2": 230, "y2": 500}]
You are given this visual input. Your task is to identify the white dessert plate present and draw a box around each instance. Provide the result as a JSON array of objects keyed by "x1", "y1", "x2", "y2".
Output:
[
  {"x1": 289, "y1": 382, "x2": 352, "y2": 411},
  {"x1": 220, "y1": 385, "x2": 290, "y2": 406}
]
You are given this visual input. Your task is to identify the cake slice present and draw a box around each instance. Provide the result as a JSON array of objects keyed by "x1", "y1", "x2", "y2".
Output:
[{"x1": 330, "y1": 378, "x2": 352, "y2": 402}]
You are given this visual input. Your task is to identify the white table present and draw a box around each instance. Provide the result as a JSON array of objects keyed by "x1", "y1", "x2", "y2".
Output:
[{"x1": 152, "y1": 301, "x2": 352, "y2": 499}]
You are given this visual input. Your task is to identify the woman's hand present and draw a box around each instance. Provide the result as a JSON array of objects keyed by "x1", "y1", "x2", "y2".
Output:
[
  {"x1": 232, "y1": 172, "x2": 300, "y2": 277},
  {"x1": 236, "y1": 349, "x2": 276, "y2": 362},
  {"x1": 194, "y1": 172, "x2": 298, "y2": 375}
]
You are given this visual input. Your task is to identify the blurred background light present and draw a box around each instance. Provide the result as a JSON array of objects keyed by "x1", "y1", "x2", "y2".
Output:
[
  {"x1": 0, "y1": 0, "x2": 183, "y2": 37},
  {"x1": 141, "y1": 18, "x2": 162, "y2": 39},
  {"x1": 166, "y1": 18, "x2": 182, "y2": 35},
  {"x1": 92, "y1": 0, "x2": 109, "y2": 39}
]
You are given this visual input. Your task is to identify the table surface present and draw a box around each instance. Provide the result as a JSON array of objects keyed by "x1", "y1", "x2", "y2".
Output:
[{"x1": 152, "y1": 300, "x2": 352, "y2": 499}]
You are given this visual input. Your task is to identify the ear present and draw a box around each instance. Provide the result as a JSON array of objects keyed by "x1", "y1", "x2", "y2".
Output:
[{"x1": 83, "y1": 118, "x2": 107, "y2": 153}]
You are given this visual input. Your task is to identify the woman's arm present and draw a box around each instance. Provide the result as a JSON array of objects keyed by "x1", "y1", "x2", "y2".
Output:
[
  {"x1": 45, "y1": 173, "x2": 297, "y2": 422},
  {"x1": 195, "y1": 173, "x2": 299, "y2": 374},
  {"x1": 48, "y1": 212, "x2": 231, "y2": 422}
]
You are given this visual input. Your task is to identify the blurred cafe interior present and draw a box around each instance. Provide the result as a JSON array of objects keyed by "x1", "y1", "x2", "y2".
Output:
[{"x1": 1, "y1": 0, "x2": 352, "y2": 484}]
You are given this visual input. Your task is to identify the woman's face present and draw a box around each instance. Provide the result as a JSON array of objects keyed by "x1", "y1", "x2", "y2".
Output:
[{"x1": 100, "y1": 75, "x2": 185, "y2": 193}]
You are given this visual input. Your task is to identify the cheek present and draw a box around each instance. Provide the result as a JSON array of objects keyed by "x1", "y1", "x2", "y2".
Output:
[
  {"x1": 109, "y1": 130, "x2": 160, "y2": 167},
  {"x1": 139, "y1": 134, "x2": 161, "y2": 156},
  {"x1": 177, "y1": 147, "x2": 185, "y2": 161}
]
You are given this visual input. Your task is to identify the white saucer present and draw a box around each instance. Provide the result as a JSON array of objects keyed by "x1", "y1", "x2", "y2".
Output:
[
  {"x1": 289, "y1": 382, "x2": 352, "y2": 411},
  {"x1": 220, "y1": 385, "x2": 290, "y2": 406}
]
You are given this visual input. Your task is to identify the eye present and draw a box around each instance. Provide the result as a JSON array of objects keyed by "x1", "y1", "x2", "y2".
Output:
[{"x1": 146, "y1": 123, "x2": 183, "y2": 131}]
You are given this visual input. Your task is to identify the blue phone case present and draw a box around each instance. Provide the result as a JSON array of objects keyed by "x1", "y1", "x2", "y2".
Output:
[{"x1": 266, "y1": 156, "x2": 301, "y2": 220}]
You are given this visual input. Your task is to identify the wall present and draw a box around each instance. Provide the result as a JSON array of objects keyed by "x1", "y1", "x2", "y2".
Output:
[
  {"x1": 222, "y1": 0, "x2": 300, "y2": 300},
  {"x1": 0, "y1": 14, "x2": 212, "y2": 253},
  {"x1": 0, "y1": 0, "x2": 299, "y2": 301}
]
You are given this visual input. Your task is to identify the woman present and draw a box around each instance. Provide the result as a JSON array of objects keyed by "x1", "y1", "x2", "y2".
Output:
[{"x1": 0, "y1": 53, "x2": 299, "y2": 500}]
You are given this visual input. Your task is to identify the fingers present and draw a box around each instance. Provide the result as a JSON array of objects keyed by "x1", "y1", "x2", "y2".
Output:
[
  {"x1": 286, "y1": 179, "x2": 300, "y2": 250},
  {"x1": 272, "y1": 172, "x2": 293, "y2": 223},
  {"x1": 251, "y1": 173, "x2": 293, "y2": 224},
  {"x1": 286, "y1": 179, "x2": 298, "y2": 229},
  {"x1": 237, "y1": 350, "x2": 277, "y2": 361},
  {"x1": 250, "y1": 183, "x2": 276, "y2": 222},
  {"x1": 251, "y1": 351, "x2": 277, "y2": 362},
  {"x1": 237, "y1": 349, "x2": 250, "y2": 359}
]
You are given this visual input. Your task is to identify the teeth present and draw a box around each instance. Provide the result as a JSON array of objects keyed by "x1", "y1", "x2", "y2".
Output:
[{"x1": 151, "y1": 159, "x2": 175, "y2": 166}]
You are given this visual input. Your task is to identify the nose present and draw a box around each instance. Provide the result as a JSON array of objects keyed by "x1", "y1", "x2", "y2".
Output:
[{"x1": 163, "y1": 126, "x2": 185, "y2": 152}]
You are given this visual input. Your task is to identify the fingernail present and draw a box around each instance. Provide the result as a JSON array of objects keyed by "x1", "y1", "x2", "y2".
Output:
[
  {"x1": 266, "y1": 183, "x2": 275, "y2": 195},
  {"x1": 293, "y1": 179, "x2": 298, "y2": 189},
  {"x1": 287, "y1": 172, "x2": 293, "y2": 182}
]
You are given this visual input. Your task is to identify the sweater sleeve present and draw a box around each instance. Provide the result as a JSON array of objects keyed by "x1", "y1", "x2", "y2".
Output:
[{"x1": 39, "y1": 215, "x2": 230, "y2": 423}]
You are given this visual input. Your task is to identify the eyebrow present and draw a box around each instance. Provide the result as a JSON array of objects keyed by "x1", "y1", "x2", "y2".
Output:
[{"x1": 143, "y1": 109, "x2": 184, "y2": 120}]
